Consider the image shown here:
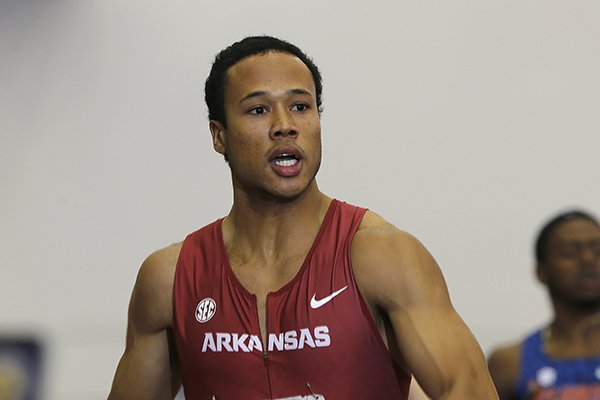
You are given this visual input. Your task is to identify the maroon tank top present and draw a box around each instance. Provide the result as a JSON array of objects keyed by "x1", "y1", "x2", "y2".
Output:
[{"x1": 173, "y1": 199, "x2": 410, "y2": 399}]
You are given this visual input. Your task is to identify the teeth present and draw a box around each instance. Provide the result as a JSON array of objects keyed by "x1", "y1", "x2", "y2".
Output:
[{"x1": 273, "y1": 158, "x2": 298, "y2": 167}]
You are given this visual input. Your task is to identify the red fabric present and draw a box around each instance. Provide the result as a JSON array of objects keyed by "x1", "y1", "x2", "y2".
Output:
[{"x1": 173, "y1": 199, "x2": 410, "y2": 399}]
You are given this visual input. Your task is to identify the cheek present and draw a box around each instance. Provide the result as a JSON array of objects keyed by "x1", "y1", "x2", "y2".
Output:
[
  {"x1": 226, "y1": 126, "x2": 263, "y2": 149},
  {"x1": 305, "y1": 123, "x2": 321, "y2": 141},
  {"x1": 554, "y1": 264, "x2": 579, "y2": 279},
  {"x1": 227, "y1": 136, "x2": 265, "y2": 166}
]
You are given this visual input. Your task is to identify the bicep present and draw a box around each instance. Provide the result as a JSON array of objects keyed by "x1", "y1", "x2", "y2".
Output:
[
  {"x1": 353, "y1": 222, "x2": 495, "y2": 398},
  {"x1": 487, "y1": 347, "x2": 520, "y2": 400},
  {"x1": 389, "y1": 295, "x2": 486, "y2": 397},
  {"x1": 109, "y1": 250, "x2": 181, "y2": 400},
  {"x1": 109, "y1": 327, "x2": 180, "y2": 400}
]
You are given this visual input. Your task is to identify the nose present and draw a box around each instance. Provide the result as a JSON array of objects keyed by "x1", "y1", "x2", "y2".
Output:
[
  {"x1": 580, "y1": 245, "x2": 598, "y2": 267},
  {"x1": 269, "y1": 107, "x2": 297, "y2": 139}
]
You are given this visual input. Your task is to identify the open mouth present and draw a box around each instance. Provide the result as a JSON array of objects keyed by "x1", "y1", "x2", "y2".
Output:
[
  {"x1": 271, "y1": 153, "x2": 299, "y2": 167},
  {"x1": 578, "y1": 270, "x2": 600, "y2": 289}
]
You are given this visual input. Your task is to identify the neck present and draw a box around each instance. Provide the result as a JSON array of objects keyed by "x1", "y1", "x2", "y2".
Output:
[
  {"x1": 222, "y1": 182, "x2": 332, "y2": 264},
  {"x1": 550, "y1": 300, "x2": 600, "y2": 341}
]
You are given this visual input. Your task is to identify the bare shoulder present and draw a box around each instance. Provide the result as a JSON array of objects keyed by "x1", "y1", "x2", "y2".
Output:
[
  {"x1": 130, "y1": 242, "x2": 183, "y2": 330},
  {"x1": 487, "y1": 341, "x2": 522, "y2": 398},
  {"x1": 137, "y1": 242, "x2": 182, "y2": 293},
  {"x1": 488, "y1": 342, "x2": 521, "y2": 370},
  {"x1": 352, "y1": 210, "x2": 425, "y2": 256},
  {"x1": 351, "y1": 210, "x2": 447, "y2": 309}
]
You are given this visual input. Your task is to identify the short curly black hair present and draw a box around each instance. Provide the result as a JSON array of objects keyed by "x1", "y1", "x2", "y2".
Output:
[
  {"x1": 205, "y1": 35, "x2": 323, "y2": 127},
  {"x1": 535, "y1": 209, "x2": 600, "y2": 263}
]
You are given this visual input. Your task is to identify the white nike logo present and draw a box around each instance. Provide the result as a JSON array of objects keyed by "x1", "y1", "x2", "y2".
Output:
[{"x1": 310, "y1": 286, "x2": 348, "y2": 309}]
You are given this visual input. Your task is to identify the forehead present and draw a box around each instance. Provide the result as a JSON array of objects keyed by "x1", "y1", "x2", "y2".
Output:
[
  {"x1": 550, "y1": 218, "x2": 600, "y2": 243},
  {"x1": 224, "y1": 51, "x2": 316, "y2": 100}
]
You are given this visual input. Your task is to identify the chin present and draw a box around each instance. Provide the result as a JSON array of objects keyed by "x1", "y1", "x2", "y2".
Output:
[
  {"x1": 270, "y1": 188, "x2": 307, "y2": 202},
  {"x1": 265, "y1": 181, "x2": 314, "y2": 202},
  {"x1": 273, "y1": 174, "x2": 317, "y2": 197},
  {"x1": 572, "y1": 297, "x2": 600, "y2": 311}
]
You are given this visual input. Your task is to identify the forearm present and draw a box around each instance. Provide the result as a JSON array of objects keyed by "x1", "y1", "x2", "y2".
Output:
[
  {"x1": 406, "y1": 317, "x2": 499, "y2": 399},
  {"x1": 108, "y1": 331, "x2": 180, "y2": 400},
  {"x1": 439, "y1": 338, "x2": 499, "y2": 399},
  {"x1": 108, "y1": 351, "x2": 175, "y2": 400},
  {"x1": 441, "y1": 367, "x2": 499, "y2": 400}
]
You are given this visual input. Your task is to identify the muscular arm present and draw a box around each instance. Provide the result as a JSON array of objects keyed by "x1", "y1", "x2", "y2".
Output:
[
  {"x1": 352, "y1": 212, "x2": 498, "y2": 399},
  {"x1": 108, "y1": 244, "x2": 182, "y2": 400},
  {"x1": 487, "y1": 344, "x2": 521, "y2": 400}
]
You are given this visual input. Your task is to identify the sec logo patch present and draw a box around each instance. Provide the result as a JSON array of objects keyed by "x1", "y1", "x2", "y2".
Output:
[{"x1": 196, "y1": 297, "x2": 217, "y2": 323}]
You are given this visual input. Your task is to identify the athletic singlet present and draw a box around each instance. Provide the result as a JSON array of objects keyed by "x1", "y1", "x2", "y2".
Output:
[
  {"x1": 516, "y1": 329, "x2": 600, "y2": 399},
  {"x1": 173, "y1": 199, "x2": 410, "y2": 399}
]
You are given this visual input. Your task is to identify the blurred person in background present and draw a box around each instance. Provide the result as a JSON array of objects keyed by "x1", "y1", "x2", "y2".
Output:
[{"x1": 488, "y1": 209, "x2": 600, "y2": 399}]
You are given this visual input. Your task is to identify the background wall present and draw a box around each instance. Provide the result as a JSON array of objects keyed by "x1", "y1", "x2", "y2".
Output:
[{"x1": 2, "y1": 1, "x2": 599, "y2": 398}]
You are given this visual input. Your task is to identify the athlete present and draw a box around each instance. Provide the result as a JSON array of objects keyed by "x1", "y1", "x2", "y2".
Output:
[
  {"x1": 488, "y1": 210, "x2": 600, "y2": 399},
  {"x1": 108, "y1": 35, "x2": 498, "y2": 399}
]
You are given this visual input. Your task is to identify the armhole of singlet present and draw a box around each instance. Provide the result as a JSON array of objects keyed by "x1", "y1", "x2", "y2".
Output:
[
  {"x1": 172, "y1": 232, "x2": 193, "y2": 332},
  {"x1": 344, "y1": 206, "x2": 411, "y2": 393},
  {"x1": 343, "y1": 206, "x2": 396, "y2": 359},
  {"x1": 516, "y1": 329, "x2": 544, "y2": 398}
]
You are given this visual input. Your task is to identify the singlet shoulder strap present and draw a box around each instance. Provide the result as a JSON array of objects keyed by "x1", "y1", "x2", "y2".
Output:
[{"x1": 516, "y1": 328, "x2": 547, "y2": 398}]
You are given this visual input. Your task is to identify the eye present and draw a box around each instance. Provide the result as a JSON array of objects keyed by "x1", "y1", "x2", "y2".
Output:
[
  {"x1": 591, "y1": 243, "x2": 600, "y2": 257},
  {"x1": 291, "y1": 103, "x2": 309, "y2": 112},
  {"x1": 558, "y1": 245, "x2": 580, "y2": 259},
  {"x1": 249, "y1": 106, "x2": 268, "y2": 115}
]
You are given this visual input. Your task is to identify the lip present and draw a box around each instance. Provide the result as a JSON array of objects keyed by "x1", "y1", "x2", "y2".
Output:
[
  {"x1": 269, "y1": 146, "x2": 303, "y2": 177},
  {"x1": 578, "y1": 272, "x2": 600, "y2": 289},
  {"x1": 269, "y1": 146, "x2": 303, "y2": 162}
]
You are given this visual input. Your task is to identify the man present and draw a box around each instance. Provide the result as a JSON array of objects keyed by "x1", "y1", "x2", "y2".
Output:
[
  {"x1": 108, "y1": 35, "x2": 497, "y2": 399},
  {"x1": 488, "y1": 210, "x2": 600, "y2": 399}
]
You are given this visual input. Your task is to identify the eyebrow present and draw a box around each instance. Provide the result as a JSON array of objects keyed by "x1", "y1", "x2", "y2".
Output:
[
  {"x1": 559, "y1": 238, "x2": 600, "y2": 246},
  {"x1": 239, "y1": 88, "x2": 312, "y2": 104}
]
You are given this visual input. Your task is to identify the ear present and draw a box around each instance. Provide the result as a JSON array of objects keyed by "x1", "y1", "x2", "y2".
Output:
[
  {"x1": 536, "y1": 263, "x2": 547, "y2": 285},
  {"x1": 209, "y1": 120, "x2": 226, "y2": 156}
]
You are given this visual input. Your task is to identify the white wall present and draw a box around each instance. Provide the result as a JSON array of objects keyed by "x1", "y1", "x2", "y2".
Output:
[{"x1": 2, "y1": 1, "x2": 599, "y2": 398}]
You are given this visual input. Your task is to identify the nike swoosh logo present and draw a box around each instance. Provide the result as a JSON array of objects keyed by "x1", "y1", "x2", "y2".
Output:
[{"x1": 310, "y1": 286, "x2": 348, "y2": 309}]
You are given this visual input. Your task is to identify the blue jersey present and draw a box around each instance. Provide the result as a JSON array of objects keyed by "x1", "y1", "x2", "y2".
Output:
[{"x1": 516, "y1": 329, "x2": 600, "y2": 399}]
